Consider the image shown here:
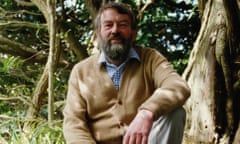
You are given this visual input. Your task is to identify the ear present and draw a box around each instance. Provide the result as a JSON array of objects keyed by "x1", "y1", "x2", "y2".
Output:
[
  {"x1": 95, "y1": 29, "x2": 100, "y2": 36},
  {"x1": 94, "y1": 29, "x2": 101, "y2": 41}
]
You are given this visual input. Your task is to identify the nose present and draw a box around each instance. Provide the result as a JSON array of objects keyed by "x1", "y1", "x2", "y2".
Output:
[{"x1": 111, "y1": 23, "x2": 119, "y2": 34}]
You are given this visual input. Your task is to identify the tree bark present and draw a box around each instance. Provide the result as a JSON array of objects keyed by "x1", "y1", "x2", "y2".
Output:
[
  {"x1": 47, "y1": 0, "x2": 57, "y2": 122},
  {"x1": 183, "y1": 0, "x2": 240, "y2": 143}
]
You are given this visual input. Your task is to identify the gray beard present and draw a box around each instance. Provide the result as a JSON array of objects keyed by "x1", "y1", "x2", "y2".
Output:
[
  {"x1": 104, "y1": 43, "x2": 129, "y2": 61},
  {"x1": 98, "y1": 36, "x2": 131, "y2": 61}
]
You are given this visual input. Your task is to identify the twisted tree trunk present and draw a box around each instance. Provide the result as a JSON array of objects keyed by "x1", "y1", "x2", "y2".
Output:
[
  {"x1": 24, "y1": 0, "x2": 61, "y2": 124},
  {"x1": 183, "y1": 0, "x2": 240, "y2": 143}
]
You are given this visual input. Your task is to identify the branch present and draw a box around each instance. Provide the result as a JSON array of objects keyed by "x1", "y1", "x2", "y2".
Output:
[
  {"x1": 0, "y1": 6, "x2": 42, "y2": 17},
  {"x1": 0, "y1": 96, "x2": 32, "y2": 106},
  {"x1": 59, "y1": 22, "x2": 89, "y2": 60},
  {"x1": 0, "y1": 20, "x2": 47, "y2": 30},
  {"x1": 137, "y1": 0, "x2": 154, "y2": 19},
  {"x1": 31, "y1": 0, "x2": 49, "y2": 24},
  {"x1": 0, "y1": 34, "x2": 50, "y2": 64},
  {"x1": 14, "y1": 0, "x2": 35, "y2": 7},
  {"x1": 0, "y1": 34, "x2": 73, "y2": 67},
  {"x1": 0, "y1": 35, "x2": 38, "y2": 55},
  {"x1": 0, "y1": 115, "x2": 15, "y2": 119}
]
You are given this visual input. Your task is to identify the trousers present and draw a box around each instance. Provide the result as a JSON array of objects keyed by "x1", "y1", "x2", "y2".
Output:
[{"x1": 148, "y1": 107, "x2": 186, "y2": 144}]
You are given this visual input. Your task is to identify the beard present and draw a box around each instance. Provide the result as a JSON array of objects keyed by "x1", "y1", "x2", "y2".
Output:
[{"x1": 98, "y1": 33, "x2": 132, "y2": 61}]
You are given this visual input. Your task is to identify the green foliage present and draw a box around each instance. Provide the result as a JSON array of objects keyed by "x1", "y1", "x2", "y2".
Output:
[
  {"x1": 0, "y1": 0, "x2": 47, "y2": 51},
  {"x1": 0, "y1": 0, "x2": 17, "y2": 10},
  {"x1": 0, "y1": 57, "x2": 67, "y2": 119},
  {"x1": 0, "y1": 118, "x2": 65, "y2": 144},
  {"x1": 0, "y1": 57, "x2": 36, "y2": 117},
  {"x1": 0, "y1": 55, "x2": 67, "y2": 119},
  {"x1": 0, "y1": 56, "x2": 36, "y2": 94},
  {"x1": 63, "y1": 0, "x2": 93, "y2": 44},
  {"x1": 1, "y1": 58, "x2": 35, "y2": 97},
  {"x1": 0, "y1": 56, "x2": 23, "y2": 73}
]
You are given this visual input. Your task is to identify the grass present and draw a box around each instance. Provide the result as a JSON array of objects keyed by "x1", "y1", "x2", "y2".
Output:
[{"x1": 0, "y1": 118, "x2": 65, "y2": 144}]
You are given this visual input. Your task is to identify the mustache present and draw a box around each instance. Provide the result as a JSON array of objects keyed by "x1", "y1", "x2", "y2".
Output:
[{"x1": 108, "y1": 33, "x2": 123, "y2": 41}]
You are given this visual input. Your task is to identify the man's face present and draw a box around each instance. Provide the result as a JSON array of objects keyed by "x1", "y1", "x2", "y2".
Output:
[{"x1": 98, "y1": 8, "x2": 136, "y2": 61}]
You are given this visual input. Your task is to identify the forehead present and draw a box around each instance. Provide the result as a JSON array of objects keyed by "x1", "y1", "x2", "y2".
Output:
[{"x1": 100, "y1": 8, "x2": 131, "y2": 22}]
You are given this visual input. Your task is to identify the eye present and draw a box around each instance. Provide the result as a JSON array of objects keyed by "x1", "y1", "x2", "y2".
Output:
[
  {"x1": 103, "y1": 22, "x2": 113, "y2": 29},
  {"x1": 118, "y1": 21, "x2": 130, "y2": 28}
]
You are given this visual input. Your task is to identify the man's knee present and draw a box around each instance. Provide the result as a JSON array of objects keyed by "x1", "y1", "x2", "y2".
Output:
[{"x1": 148, "y1": 107, "x2": 186, "y2": 144}]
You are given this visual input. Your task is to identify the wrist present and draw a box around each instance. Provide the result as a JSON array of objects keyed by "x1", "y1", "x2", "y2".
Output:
[{"x1": 139, "y1": 109, "x2": 154, "y2": 121}]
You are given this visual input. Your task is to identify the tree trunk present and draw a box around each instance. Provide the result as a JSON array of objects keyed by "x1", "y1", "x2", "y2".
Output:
[
  {"x1": 182, "y1": 0, "x2": 240, "y2": 143},
  {"x1": 24, "y1": 0, "x2": 61, "y2": 123},
  {"x1": 47, "y1": 0, "x2": 57, "y2": 122},
  {"x1": 24, "y1": 0, "x2": 89, "y2": 123}
]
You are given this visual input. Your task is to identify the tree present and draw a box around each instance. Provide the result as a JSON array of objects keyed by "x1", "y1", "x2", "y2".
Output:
[
  {"x1": 24, "y1": 0, "x2": 62, "y2": 123},
  {"x1": 182, "y1": 0, "x2": 240, "y2": 143}
]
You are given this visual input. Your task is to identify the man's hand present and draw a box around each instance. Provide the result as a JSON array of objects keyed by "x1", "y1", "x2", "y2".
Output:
[{"x1": 123, "y1": 109, "x2": 154, "y2": 144}]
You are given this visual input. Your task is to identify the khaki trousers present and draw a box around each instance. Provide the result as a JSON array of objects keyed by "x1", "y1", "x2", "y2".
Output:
[{"x1": 148, "y1": 107, "x2": 186, "y2": 144}]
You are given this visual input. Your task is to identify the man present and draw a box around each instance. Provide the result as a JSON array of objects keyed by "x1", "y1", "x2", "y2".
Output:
[{"x1": 63, "y1": 2, "x2": 190, "y2": 144}]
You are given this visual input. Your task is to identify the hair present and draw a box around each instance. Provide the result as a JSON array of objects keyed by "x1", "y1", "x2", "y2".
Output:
[{"x1": 94, "y1": 2, "x2": 137, "y2": 30}]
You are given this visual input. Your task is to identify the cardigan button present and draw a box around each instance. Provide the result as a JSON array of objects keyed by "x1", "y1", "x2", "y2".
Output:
[
  {"x1": 119, "y1": 120, "x2": 124, "y2": 125},
  {"x1": 118, "y1": 120, "x2": 124, "y2": 128},
  {"x1": 118, "y1": 100, "x2": 122, "y2": 105}
]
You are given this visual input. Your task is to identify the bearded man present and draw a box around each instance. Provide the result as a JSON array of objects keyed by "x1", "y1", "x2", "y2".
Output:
[{"x1": 63, "y1": 2, "x2": 190, "y2": 144}]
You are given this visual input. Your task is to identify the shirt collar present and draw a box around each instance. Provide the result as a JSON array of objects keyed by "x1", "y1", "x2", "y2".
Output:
[{"x1": 98, "y1": 47, "x2": 141, "y2": 64}]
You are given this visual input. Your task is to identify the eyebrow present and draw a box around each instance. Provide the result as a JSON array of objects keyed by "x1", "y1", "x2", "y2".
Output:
[{"x1": 102, "y1": 19, "x2": 130, "y2": 24}]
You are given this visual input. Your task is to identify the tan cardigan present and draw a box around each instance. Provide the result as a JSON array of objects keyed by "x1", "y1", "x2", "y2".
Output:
[{"x1": 63, "y1": 46, "x2": 190, "y2": 144}]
